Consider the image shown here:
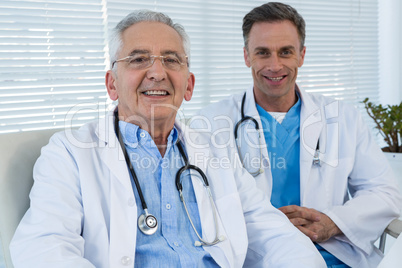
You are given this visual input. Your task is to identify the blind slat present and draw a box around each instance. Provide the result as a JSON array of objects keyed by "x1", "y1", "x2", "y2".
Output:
[{"x1": 0, "y1": 0, "x2": 380, "y2": 135}]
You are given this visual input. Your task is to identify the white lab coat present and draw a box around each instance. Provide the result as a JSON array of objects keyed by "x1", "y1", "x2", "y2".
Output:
[
  {"x1": 190, "y1": 85, "x2": 402, "y2": 268},
  {"x1": 10, "y1": 109, "x2": 325, "y2": 268}
]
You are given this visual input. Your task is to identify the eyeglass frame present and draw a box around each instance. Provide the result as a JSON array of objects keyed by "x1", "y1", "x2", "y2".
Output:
[{"x1": 111, "y1": 54, "x2": 189, "y2": 70}]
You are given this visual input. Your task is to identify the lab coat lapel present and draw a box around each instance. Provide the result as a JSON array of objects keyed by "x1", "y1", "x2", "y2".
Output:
[
  {"x1": 244, "y1": 86, "x2": 273, "y2": 194},
  {"x1": 96, "y1": 109, "x2": 137, "y2": 266},
  {"x1": 298, "y1": 88, "x2": 324, "y2": 205},
  {"x1": 244, "y1": 86, "x2": 260, "y2": 121},
  {"x1": 245, "y1": 86, "x2": 268, "y2": 160},
  {"x1": 182, "y1": 127, "x2": 234, "y2": 268},
  {"x1": 96, "y1": 109, "x2": 133, "y2": 192}
]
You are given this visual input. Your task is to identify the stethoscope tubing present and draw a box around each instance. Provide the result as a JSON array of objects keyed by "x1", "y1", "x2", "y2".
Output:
[
  {"x1": 175, "y1": 141, "x2": 209, "y2": 190},
  {"x1": 114, "y1": 113, "x2": 148, "y2": 211},
  {"x1": 235, "y1": 92, "x2": 264, "y2": 176},
  {"x1": 236, "y1": 92, "x2": 320, "y2": 168},
  {"x1": 234, "y1": 93, "x2": 260, "y2": 140},
  {"x1": 114, "y1": 113, "x2": 223, "y2": 245}
]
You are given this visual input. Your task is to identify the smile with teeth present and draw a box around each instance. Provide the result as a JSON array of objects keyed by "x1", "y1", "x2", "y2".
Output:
[
  {"x1": 266, "y1": 76, "x2": 284, "y2": 82},
  {"x1": 143, "y1": 90, "x2": 169, "y2": 96}
]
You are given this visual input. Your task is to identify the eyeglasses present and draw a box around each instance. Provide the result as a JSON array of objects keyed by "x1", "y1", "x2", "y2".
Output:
[{"x1": 112, "y1": 54, "x2": 188, "y2": 71}]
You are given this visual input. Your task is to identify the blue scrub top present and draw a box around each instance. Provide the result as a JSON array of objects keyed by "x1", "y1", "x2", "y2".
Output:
[
  {"x1": 257, "y1": 96, "x2": 349, "y2": 268},
  {"x1": 256, "y1": 97, "x2": 301, "y2": 208}
]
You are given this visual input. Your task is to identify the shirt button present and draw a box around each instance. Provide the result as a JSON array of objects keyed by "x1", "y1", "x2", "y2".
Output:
[
  {"x1": 174, "y1": 242, "x2": 179, "y2": 247},
  {"x1": 140, "y1": 132, "x2": 146, "y2": 138},
  {"x1": 121, "y1": 256, "x2": 132, "y2": 265},
  {"x1": 166, "y1": 203, "x2": 171, "y2": 210},
  {"x1": 128, "y1": 198, "x2": 135, "y2": 207}
]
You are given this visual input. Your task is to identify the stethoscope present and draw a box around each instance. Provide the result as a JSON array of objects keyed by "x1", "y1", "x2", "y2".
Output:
[
  {"x1": 114, "y1": 114, "x2": 224, "y2": 246},
  {"x1": 313, "y1": 141, "x2": 321, "y2": 166},
  {"x1": 234, "y1": 92, "x2": 321, "y2": 173},
  {"x1": 234, "y1": 92, "x2": 264, "y2": 176}
]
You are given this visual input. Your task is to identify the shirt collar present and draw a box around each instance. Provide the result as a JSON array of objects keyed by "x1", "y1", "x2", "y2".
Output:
[
  {"x1": 287, "y1": 91, "x2": 302, "y2": 118},
  {"x1": 118, "y1": 120, "x2": 179, "y2": 149},
  {"x1": 256, "y1": 90, "x2": 301, "y2": 123}
]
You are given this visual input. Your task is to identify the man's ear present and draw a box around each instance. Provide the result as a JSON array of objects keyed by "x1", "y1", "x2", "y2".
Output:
[
  {"x1": 298, "y1": 46, "x2": 306, "y2": 67},
  {"x1": 184, "y1": 72, "x2": 195, "y2": 101},
  {"x1": 244, "y1": 47, "x2": 251, "y2": 68},
  {"x1": 105, "y1": 70, "x2": 118, "y2": 101}
]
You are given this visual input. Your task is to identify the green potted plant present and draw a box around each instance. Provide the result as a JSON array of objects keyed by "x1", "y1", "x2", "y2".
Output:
[
  {"x1": 362, "y1": 98, "x2": 402, "y2": 153},
  {"x1": 362, "y1": 98, "x2": 402, "y2": 188}
]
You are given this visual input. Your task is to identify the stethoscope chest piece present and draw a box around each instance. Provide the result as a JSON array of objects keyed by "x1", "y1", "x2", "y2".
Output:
[{"x1": 138, "y1": 209, "x2": 158, "y2": 235}]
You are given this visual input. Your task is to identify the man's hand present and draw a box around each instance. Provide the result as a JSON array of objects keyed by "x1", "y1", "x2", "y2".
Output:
[{"x1": 278, "y1": 205, "x2": 342, "y2": 243}]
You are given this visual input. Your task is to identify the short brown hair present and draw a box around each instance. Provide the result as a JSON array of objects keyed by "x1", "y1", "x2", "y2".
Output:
[{"x1": 242, "y1": 2, "x2": 306, "y2": 51}]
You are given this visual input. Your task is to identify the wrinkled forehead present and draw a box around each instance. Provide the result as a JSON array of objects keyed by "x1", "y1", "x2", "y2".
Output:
[{"x1": 120, "y1": 21, "x2": 185, "y2": 57}]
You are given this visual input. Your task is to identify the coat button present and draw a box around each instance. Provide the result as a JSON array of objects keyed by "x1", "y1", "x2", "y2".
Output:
[{"x1": 121, "y1": 256, "x2": 132, "y2": 265}]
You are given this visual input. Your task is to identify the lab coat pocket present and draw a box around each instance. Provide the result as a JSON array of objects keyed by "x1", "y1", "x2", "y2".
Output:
[
  {"x1": 304, "y1": 157, "x2": 352, "y2": 209},
  {"x1": 322, "y1": 157, "x2": 352, "y2": 205}
]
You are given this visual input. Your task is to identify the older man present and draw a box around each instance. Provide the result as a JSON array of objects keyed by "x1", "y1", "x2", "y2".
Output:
[{"x1": 10, "y1": 10, "x2": 324, "y2": 268}]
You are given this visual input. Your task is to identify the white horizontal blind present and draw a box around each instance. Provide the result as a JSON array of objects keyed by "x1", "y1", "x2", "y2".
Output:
[
  {"x1": 0, "y1": 0, "x2": 379, "y2": 134},
  {"x1": 106, "y1": 0, "x2": 380, "y2": 120},
  {"x1": 293, "y1": 0, "x2": 379, "y2": 104},
  {"x1": 105, "y1": 0, "x2": 264, "y2": 117},
  {"x1": 291, "y1": 0, "x2": 379, "y2": 134},
  {"x1": 0, "y1": 0, "x2": 107, "y2": 134}
]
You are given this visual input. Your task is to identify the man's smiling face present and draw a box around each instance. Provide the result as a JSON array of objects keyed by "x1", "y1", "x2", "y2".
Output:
[
  {"x1": 244, "y1": 20, "x2": 305, "y2": 111},
  {"x1": 106, "y1": 21, "x2": 194, "y2": 128}
]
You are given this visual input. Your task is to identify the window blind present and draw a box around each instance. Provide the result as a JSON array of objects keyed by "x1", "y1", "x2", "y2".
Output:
[
  {"x1": 0, "y1": 0, "x2": 107, "y2": 134},
  {"x1": 105, "y1": 0, "x2": 262, "y2": 118},
  {"x1": 292, "y1": 0, "x2": 379, "y2": 133},
  {"x1": 106, "y1": 0, "x2": 379, "y2": 120},
  {"x1": 0, "y1": 0, "x2": 379, "y2": 134},
  {"x1": 295, "y1": 1, "x2": 379, "y2": 103}
]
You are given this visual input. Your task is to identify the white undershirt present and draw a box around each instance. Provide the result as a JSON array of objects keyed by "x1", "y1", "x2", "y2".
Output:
[{"x1": 268, "y1": 112, "x2": 287, "y2": 124}]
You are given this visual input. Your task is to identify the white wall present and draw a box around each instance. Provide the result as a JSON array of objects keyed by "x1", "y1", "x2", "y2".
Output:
[
  {"x1": 377, "y1": 0, "x2": 402, "y2": 253},
  {"x1": 379, "y1": 0, "x2": 402, "y2": 105}
]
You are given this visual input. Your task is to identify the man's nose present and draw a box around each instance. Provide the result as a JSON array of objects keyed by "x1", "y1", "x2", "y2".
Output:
[
  {"x1": 146, "y1": 57, "x2": 167, "y2": 81},
  {"x1": 266, "y1": 55, "x2": 282, "y2": 72}
]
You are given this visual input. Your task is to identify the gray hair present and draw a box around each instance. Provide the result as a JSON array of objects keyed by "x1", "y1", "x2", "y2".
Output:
[
  {"x1": 242, "y1": 2, "x2": 306, "y2": 51},
  {"x1": 108, "y1": 10, "x2": 191, "y2": 70}
]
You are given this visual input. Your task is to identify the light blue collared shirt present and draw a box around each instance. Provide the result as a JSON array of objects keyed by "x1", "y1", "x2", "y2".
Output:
[{"x1": 119, "y1": 121, "x2": 218, "y2": 268}]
